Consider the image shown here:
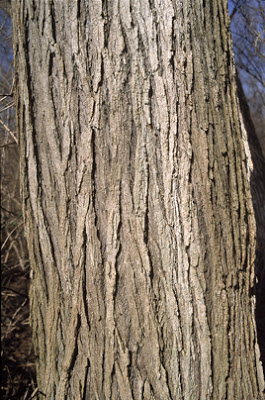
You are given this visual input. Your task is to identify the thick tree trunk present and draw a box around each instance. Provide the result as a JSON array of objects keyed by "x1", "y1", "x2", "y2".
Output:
[{"x1": 12, "y1": 0, "x2": 264, "y2": 399}]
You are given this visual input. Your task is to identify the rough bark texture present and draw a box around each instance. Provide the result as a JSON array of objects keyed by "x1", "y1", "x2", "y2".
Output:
[
  {"x1": 236, "y1": 74, "x2": 265, "y2": 374},
  {"x1": 12, "y1": 0, "x2": 264, "y2": 399}
]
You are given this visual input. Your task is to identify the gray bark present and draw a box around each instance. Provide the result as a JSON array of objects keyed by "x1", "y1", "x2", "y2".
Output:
[{"x1": 11, "y1": 0, "x2": 265, "y2": 399}]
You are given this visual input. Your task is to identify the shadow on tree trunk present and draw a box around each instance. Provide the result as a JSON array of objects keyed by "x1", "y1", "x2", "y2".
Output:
[{"x1": 237, "y1": 74, "x2": 265, "y2": 375}]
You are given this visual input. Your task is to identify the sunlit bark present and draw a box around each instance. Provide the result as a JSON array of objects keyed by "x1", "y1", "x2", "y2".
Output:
[{"x1": 12, "y1": 0, "x2": 264, "y2": 398}]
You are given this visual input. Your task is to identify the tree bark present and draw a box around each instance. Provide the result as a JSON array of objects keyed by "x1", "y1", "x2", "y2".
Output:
[{"x1": 11, "y1": 0, "x2": 264, "y2": 399}]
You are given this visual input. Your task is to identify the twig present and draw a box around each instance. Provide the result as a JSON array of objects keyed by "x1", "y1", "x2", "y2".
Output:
[
  {"x1": 230, "y1": 0, "x2": 242, "y2": 21},
  {"x1": 0, "y1": 100, "x2": 14, "y2": 112},
  {"x1": 28, "y1": 387, "x2": 39, "y2": 399},
  {"x1": 2, "y1": 286, "x2": 29, "y2": 299},
  {"x1": 4, "y1": 298, "x2": 28, "y2": 339},
  {"x1": 0, "y1": 205, "x2": 16, "y2": 214},
  {"x1": 0, "y1": 141, "x2": 17, "y2": 147},
  {"x1": 28, "y1": 388, "x2": 47, "y2": 399},
  {"x1": 0, "y1": 117, "x2": 18, "y2": 144},
  {"x1": 1, "y1": 221, "x2": 23, "y2": 250}
]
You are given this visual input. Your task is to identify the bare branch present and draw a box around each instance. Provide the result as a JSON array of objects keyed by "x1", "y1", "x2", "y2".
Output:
[{"x1": 0, "y1": 117, "x2": 18, "y2": 143}]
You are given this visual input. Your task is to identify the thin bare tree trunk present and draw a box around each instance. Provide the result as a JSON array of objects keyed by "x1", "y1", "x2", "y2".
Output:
[{"x1": 12, "y1": 0, "x2": 264, "y2": 398}]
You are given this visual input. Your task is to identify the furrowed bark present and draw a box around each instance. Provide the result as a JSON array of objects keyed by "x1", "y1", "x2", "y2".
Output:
[{"x1": 12, "y1": 0, "x2": 264, "y2": 398}]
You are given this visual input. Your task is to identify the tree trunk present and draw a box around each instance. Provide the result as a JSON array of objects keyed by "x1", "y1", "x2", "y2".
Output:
[{"x1": 11, "y1": 0, "x2": 264, "y2": 398}]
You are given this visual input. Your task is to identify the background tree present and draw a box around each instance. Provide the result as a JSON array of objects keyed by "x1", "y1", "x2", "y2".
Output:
[
  {"x1": 0, "y1": 6, "x2": 35, "y2": 399},
  {"x1": 9, "y1": 0, "x2": 265, "y2": 399},
  {"x1": 229, "y1": 0, "x2": 265, "y2": 154},
  {"x1": 229, "y1": 1, "x2": 265, "y2": 366}
]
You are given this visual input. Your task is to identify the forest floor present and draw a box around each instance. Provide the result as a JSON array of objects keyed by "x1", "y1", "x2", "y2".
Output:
[{"x1": 1, "y1": 139, "x2": 36, "y2": 400}]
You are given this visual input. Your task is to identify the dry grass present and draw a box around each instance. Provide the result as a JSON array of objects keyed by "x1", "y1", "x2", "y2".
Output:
[
  {"x1": 1, "y1": 11, "x2": 37, "y2": 397},
  {"x1": 1, "y1": 136, "x2": 37, "y2": 399}
]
